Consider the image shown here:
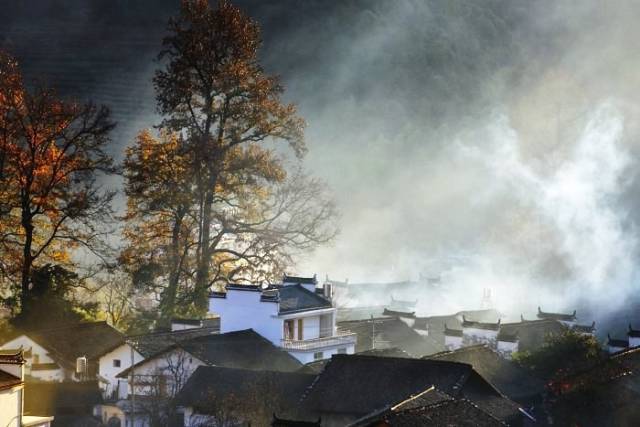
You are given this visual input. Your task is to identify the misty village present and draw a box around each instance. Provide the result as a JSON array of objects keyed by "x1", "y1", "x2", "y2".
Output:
[{"x1": 1, "y1": 1, "x2": 640, "y2": 426}]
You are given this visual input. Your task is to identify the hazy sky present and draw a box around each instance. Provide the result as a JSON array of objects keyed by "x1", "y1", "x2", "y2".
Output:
[{"x1": 3, "y1": 0, "x2": 640, "y2": 323}]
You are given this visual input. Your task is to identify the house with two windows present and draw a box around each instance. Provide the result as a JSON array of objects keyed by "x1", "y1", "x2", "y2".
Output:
[{"x1": 209, "y1": 275, "x2": 357, "y2": 363}]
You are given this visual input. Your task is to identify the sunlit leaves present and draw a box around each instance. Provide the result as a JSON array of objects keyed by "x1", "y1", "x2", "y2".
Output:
[{"x1": 0, "y1": 50, "x2": 116, "y2": 312}]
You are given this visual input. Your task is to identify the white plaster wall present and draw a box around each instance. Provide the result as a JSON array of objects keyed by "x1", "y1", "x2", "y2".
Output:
[
  {"x1": 0, "y1": 363, "x2": 22, "y2": 379},
  {"x1": 289, "y1": 343, "x2": 355, "y2": 364},
  {"x1": 398, "y1": 316, "x2": 416, "y2": 328},
  {"x1": 0, "y1": 386, "x2": 21, "y2": 427},
  {"x1": 462, "y1": 328, "x2": 498, "y2": 346},
  {"x1": 128, "y1": 349, "x2": 206, "y2": 397},
  {"x1": 497, "y1": 341, "x2": 518, "y2": 359},
  {"x1": 1, "y1": 336, "x2": 56, "y2": 364},
  {"x1": 209, "y1": 290, "x2": 282, "y2": 344},
  {"x1": 30, "y1": 367, "x2": 66, "y2": 382},
  {"x1": 171, "y1": 323, "x2": 201, "y2": 331},
  {"x1": 99, "y1": 344, "x2": 144, "y2": 396},
  {"x1": 608, "y1": 345, "x2": 627, "y2": 354},
  {"x1": 0, "y1": 335, "x2": 71, "y2": 381},
  {"x1": 629, "y1": 336, "x2": 640, "y2": 348},
  {"x1": 445, "y1": 335, "x2": 462, "y2": 350},
  {"x1": 302, "y1": 316, "x2": 320, "y2": 340}
]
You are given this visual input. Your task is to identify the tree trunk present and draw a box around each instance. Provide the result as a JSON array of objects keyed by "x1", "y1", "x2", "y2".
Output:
[
  {"x1": 195, "y1": 182, "x2": 214, "y2": 311},
  {"x1": 159, "y1": 212, "x2": 184, "y2": 323},
  {"x1": 20, "y1": 207, "x2": 33, "y2": 313}
]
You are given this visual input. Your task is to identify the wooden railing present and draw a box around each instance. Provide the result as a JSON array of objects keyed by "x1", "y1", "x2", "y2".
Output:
[{"x1": 281, "y1": 330, "x2": 356, "y2": 351}]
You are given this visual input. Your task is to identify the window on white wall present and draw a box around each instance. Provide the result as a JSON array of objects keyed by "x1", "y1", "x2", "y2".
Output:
[
  {"x1": 113, "y1": 359, "x2": 121, "y2": 368},
  {"x1": 337, "y1": 348, "x2": 347, "y2": 354},
  {"x1": 313, "y1": 351, "x2": 323, "y2": 360}
]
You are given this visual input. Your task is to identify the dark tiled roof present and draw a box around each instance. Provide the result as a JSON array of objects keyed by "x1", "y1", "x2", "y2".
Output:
[
  {"x1": 383, "y1": 308, "x2": 415, "y2": 318},
  {"x1": 459, "y1": 371, "x2": 523, "y2": 423},
  {"x1": 336, "y1": 306, "x2": 387, "y2": 322},
  {"x1": 462, "y1": 316, "x2": 501, "y2": 331},
  {"x1": 180, "y1": 329, "x2": 302, "y2": 372},
  {"x1": 393, "y1": 399, "x2": 506, "y2": 426},
  {"x1": 572, "y1": 322, "x2": 596, "y2": 334},
  {"x1": 628, "y1": 325, "x2": 640, "y2": 338},
  {"x1": 346, "y1": 387, "x2": 453, "y2": 427},
  {"x1": 226, "y1": 284, "x2": 263, "y2": 291},
  {"x1": 537, "y1": 306, "x2": 576, "y2": 321},
  {"x1": 6, "y1": 322, "x2": 126, "y2": 368},
  {"x1": 119, "y1": 329, "x2": 302, "y2": 378},
  {"x1": 496, "y1": 330, "x2": 518, "y2": 342},
  {"x1": 272, "y1": 415, "x2": 321, "y2": 427},
  {"x1": 23, "y1": 380, "x2": 102, "y2": 415},
  {"x1": 444, "y1": 324, "x2": 463, "y2": 337},
  {"x1": 297, "y1": 359, "x2": 329, "y2": 374},
  {"x1": 300, "y1": 354, "x2": 473, "y2": 416},
  {"x1": 356, "y1": 398, "x2": 506, "y2": 427},
  {"x1": 607, "y1": 336, "x2": 629, "y2": 348},
  {"x1": 171, "y1": 318, "x2": 202, "y2": 326},
  {"x1": 357, "y1": 347, "x2": 412, "y2": 359},
  {"x1": 283, "y1": 275, "x2": 317, "y2": 285},
  {"x1": 413, "y1": 310, "x2": 500, "y2": 342},
  {"x1": 0, "y1": 370, "x2": 22, "y2": 391},
  {"x1": 498, "y1": 319, "x2": 566, "y2": 352},
  {"x1": 391, "y1": 386, "x2": 453, "y2": 410},
  {"x1": 174, "y1": 366, "x2": 316, "y2": 416},
  {"x1": 427, "y1": 345, "x2": 545, "y2": 401},
  {"x1": 127, "y1": 326, "x2": 218, "y2": 358},
  {"x1": 278, "y1": 285, "x2": 332, "y2": 314},
  {"x1": 459, "y1": 310, "x2": 501, "y2": 323},
  {"x1": 339, "y1": 317, "x2": 443, "y2": 357},
  {"x1": 0, "y1": 350, "x2": 24, "y2": 365}
]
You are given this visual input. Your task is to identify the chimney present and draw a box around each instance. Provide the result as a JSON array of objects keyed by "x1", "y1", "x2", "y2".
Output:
[
  {"x1": 324, "y1": 283, "x2": 333, "y2": 300},
  {"x1": 76, "y1": 356, "x2": 88, "y2": 379}
]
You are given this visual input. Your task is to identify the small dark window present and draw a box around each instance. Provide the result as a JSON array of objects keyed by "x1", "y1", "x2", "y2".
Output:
[
  {"x1": 313, "y1": 351, "x2": 323, "y2": 360},
  {"x1": 113, "y1": 359, "x2": 121, "y2": 368},
  {"x1": 337, "y1": 348, "x2": 347, "y2": 354}
]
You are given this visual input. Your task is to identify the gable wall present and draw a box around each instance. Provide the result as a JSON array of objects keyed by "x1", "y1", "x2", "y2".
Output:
[
  {"x1": 209, "y1": 290, "x2": 282, "y2": 345},
  {"x1": 0, "y1": 335, "x2": 68, "y2": 381},
  {"x1": 128, "y1": 348, "x2": 206, "y2": 397},
  {"x1": 0, "y1": 385, "x2": 22, "y2": 427},
  {"x1": 98, "y1": 344, "x2": 144, "y2": 396}
]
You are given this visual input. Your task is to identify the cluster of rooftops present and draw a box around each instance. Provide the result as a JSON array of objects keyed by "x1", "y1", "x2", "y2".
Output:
[{"x1": 3, "y1": 273, "x2": 640, "y2": 426}]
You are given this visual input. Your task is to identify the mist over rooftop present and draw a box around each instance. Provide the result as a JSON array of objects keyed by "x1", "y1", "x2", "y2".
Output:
[{"x1": 3, "y1": 0, "x2": 640, "y2": 334}]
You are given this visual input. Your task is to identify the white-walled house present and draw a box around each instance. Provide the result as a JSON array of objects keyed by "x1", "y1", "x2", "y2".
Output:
[
  {"x1": 98, "y1": 343, "x2": 145, "y2": 400},
  {"x1": 461, "y1": 317, "x2": 501, "y2": 347},
  {"x1": 628, "y1": 325, "x2": 640, "y2": 348},
  {"x1": 0, "y1": 335, "x2": 68, "y2": 382},
  {"x1": 572, "y1": 321, "x2": 596, "y2": 336},
  {"x1": 496, "y1": 331, "x2": 519, "y2": 360},
  {"x1": 0, "y1": 322, "x2": 142, "y2": 400},
  {"x1": 607, "y1": 334, "x2": 629, "y2": 354},
  {"x1": 0, "y1": 350, "x2": 54, "y2": 427},
  {"x1": 536, "y1": 307, "x2": 577, "y2": 327},
  {"x1": 444, "y1": 324, "x2": 463, "y2": 351},
  {"x1": 102, "y1": 329, "x2": 301, "y2": 427},
  {"x1": 209, "y1": 275, "x2": 357, "y2": 363}
]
